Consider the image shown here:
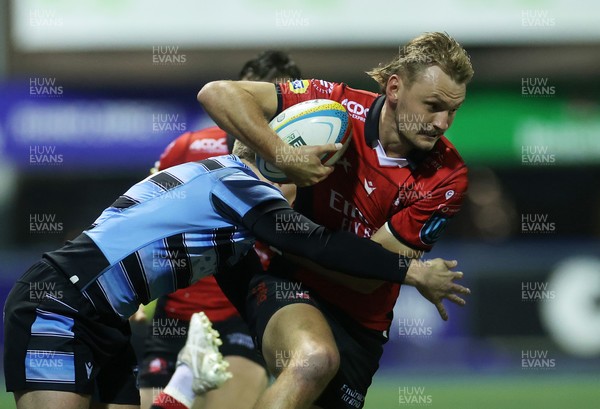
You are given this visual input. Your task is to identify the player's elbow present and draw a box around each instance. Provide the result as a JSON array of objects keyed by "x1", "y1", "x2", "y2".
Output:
[
  {"x1": 197, "y1": 80, "x2": 232, "y2": 108},
  {"x1": 305, "y1": 227, "x2": 332, "y2": 260}
]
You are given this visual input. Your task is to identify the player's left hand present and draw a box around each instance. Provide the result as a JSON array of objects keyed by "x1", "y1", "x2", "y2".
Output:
[{"x1": 278, "y1": 144, "x2": 341, "y2": 187}]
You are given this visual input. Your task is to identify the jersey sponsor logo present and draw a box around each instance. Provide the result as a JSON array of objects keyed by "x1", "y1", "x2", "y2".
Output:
[
  {"x1": 288, "y1": 79, "x2": 310, "y2": 94},
  {"x1": 329, "y1": 189, "x2": 365, "y2": 220},
  {"x1": 437, "y1": 203, "x2": 461, "y2": 215},
  {"x1": 445, "y1": 190, "x2": 455, "y2": 200},
  {"x1": 340, "y1": 219, "x2": 374, "y2": 237},
  {"x1": 189, "y1": 138, "x2": 228, "y2": 154},
  {"x1": 314, "y1": 80, "x2": 334, "y2": 94},
  {"x1": 420, "y1": 214, "x2": 449, "y2": 245},
  {"x1": 341, "y1": 98, "x2": 369, "y2": 121},
  {"x1": 328, "y1": 189, "x2": 374, "y2": 237},
  {"x1": 340, "y1": 384, "x2": 365, "y2": 407}
]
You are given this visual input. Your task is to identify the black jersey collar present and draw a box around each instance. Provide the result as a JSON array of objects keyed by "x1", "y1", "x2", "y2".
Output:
[
  {"x1": 364, "y1": 95, "x2": 428, "y2": 170},
  {"x1": 365, "y1": 95, "x2": 385, "y2": 149}
]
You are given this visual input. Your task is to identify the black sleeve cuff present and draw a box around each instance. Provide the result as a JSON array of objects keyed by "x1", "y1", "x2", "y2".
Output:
[
  {"x1": 386, "y1": 220, "x2": 430, "y2": 253},
  {"x1": 270, "y1": 83, "x2": 284, "y2": 121}
]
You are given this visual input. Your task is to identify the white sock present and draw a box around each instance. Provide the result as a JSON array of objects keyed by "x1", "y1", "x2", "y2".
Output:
[{"x1": 163, "y1": 364, "x2": 196, "y2": 409}]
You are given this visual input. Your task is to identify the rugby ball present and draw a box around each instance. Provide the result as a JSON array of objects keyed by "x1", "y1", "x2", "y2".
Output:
[{"x1": 256, "y1": 99, "x2": 352, "y2": 182}]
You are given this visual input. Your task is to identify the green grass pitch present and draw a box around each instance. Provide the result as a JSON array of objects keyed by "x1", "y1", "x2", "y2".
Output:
[
  {"x1": 1, "y1": 373, "x2": 598, "y2": 408},
  {"x1": 363, "y1": 374, "x2": 599, "y2": 409}
]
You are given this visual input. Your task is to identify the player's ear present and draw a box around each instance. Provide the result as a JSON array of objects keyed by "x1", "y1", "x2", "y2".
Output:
[{"x1": 386, "y1": 74, "x2": 402, "y2": 103}]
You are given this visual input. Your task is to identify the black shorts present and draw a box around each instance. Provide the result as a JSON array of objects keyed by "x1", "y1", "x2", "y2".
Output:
[
  {"x1": 138, "y1": 298, "x2": 265, "y2": 388},
  {"x1": 3, "y1": 260, "x2": 139, "y2": 405},
  {"x1": 246, "y1": 266, "x2": 388, "y2": 409}
]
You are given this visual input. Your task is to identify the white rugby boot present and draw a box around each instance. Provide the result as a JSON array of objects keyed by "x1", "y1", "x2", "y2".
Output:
[{"x1": 176, "y1": 311, "x2": 232, "y2": 394}]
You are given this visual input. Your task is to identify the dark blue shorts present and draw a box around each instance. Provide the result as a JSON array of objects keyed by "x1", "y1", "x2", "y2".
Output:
[{"x1": 3, "y1": 260, "x2": 139, "y2": 405}]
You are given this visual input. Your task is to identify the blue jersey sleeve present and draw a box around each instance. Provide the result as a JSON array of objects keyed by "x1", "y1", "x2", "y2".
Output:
[{"x1": 210, "y1": 171, "x2": 290, "y2": 225}]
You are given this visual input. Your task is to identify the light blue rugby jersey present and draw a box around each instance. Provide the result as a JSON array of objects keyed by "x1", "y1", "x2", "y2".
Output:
[{"x1": 45, "y1": 155, "x2": 287, "y2": 318}]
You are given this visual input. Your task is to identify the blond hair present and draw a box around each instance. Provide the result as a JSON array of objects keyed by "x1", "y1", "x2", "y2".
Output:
[
  {"x1": 367, "y1": 32, "x2": 474, "y2": 92},
  {"x1": 232, "y1": 139, "x2": 256, "y2": 162}
]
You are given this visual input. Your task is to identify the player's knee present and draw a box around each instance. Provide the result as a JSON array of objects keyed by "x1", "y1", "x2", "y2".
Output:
[{"x1": 283, "y1": 340, "x2": 340, "y2": 385}]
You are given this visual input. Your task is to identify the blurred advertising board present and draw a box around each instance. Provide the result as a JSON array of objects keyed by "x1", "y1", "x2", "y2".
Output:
[{"x1": 0, "y1": 81, "x2": 209, "y2": 171}]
